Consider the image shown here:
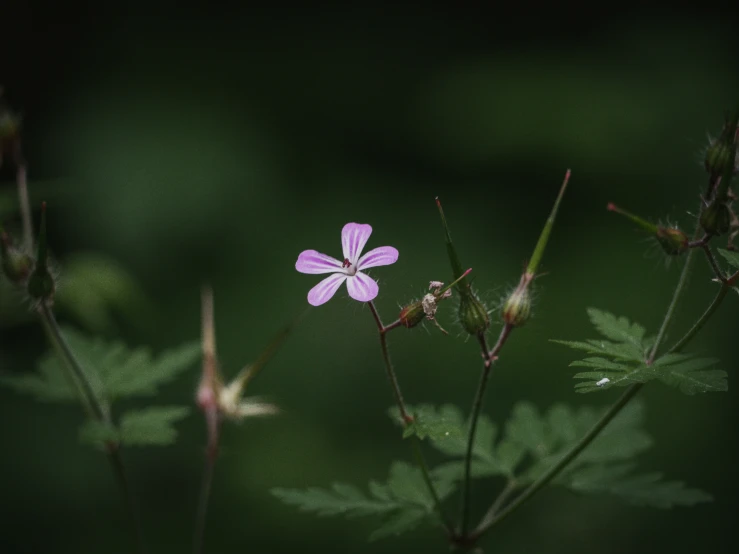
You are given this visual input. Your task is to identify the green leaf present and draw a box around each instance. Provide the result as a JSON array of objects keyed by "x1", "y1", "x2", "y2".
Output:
[
  {"x1": 586, "y1": 307, "x2": 646, "y2": 348},
  {"x1": 6, "y1": 327, "x2": 201, "y2": 405},
  {"x1": 54, "y1": 253, "x2": 153, "y2": 333},
  {"x1": 272, "y1": 461, "x2": 455, "y2": 541},
  {"x1": 652, "y1": 354, "x2": 727, "y2": 394},
  {"x1": 718, "y1": 248, "x2": 739, "y2": 270},
  {"x1": 79, "y1": 420, "x2": 120, "y2": 447},
  {"x1": 566, "y1": 463, "x2": 712, "y2": 508},
  {"x1": 388, "y1": 404, "x2": 466, "y2": 442},
  {"x1": 0, "y1": 354, "x2": 79, "y2": 402},
  {"x1": 118, "y1": 406, "x2": 190, "y2": 446},
  {"x1": 556, "y1": 309, "x2": 727, "y2": 395}
]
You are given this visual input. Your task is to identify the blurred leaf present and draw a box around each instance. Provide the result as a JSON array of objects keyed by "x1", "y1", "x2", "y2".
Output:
[
  {"x1": 717, "y1": 248, "x2": 739, "y2": 270},
  {"x1": 55, "y1": 252, "x2": 152, "y2": 333},
  {"x1": 565, "y1": 463, "x2": 712, "y2": 508},
  {"x1": 78, "y1": 420, "x2": 119, "y2": 447},
  {"x1": 0, "y1": 326, "x2": 200, "y2": 406},
  {"x1": 272, "y1": 461, "x2": 454, "y2": 541},
  {"x1": 118, "y1": 406, "x2": 190, "y2": 446}
]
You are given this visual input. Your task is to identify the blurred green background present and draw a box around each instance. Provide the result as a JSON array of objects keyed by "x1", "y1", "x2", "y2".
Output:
[{"x1": 1, "y1": 5, "x2": 738, "y2": 553}]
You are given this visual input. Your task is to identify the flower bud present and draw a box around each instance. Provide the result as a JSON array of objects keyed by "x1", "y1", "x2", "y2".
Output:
[
  {"x1": 655, "y1": 227, "x2": 689, "y2": 256},
  {"x1": 700, "y1": 200, "x2": 731, "y2": 236},
  {"x1": 458, "y1": 293, "x2": 489, "y2": 336},
  {"x1": 501, "y1": 282, "x2": 532, "y2": 327},
  {"x1": 1, "y1": 232, "x2": 33, "y2": 284},
  {"x1": 705, "y1": 115, "x2": 739, "y2": 182},
  {"x1": 399, "y1": 300, "x2": 426, "y2": 329}
]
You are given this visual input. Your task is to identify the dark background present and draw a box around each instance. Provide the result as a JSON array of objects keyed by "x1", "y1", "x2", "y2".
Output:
[{"x1": 1, "y1": 5, "x2": 738, "y2": 553}]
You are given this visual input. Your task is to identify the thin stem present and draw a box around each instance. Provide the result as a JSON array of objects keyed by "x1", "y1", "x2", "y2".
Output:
[
  {"x1": 459, "y1": 325, "x2": 513, "y2": 535},
  {"x1": 701, "y1": 245, "x2": 726, "y2": 283},
  {"x1": 193, "y1": 442, "x2": 219, "y2": 554},
  {"x1": 107, "y1": 444, "x2": 146, "y2": 554},
  {"x1": 368, "y1": 301, "x2": 409, "y2": 422},
  {"x1": 38, "y1": 301, "x2": 145, "y2": 553},
  {"x1": 480, "y1": 479, "x2": 518, "y2": 523},
  {"x1": 468, "y1": 383, "x2": 643, "y2": 542},
  {"x1": 367, "y1": 300, "x2": 453, "y2": 532},
  {"x1": 39, "y1": 301, "x2": 106, "y2": 421},
  {"x1": 647, "y1": 240, "x2": 700, "y2": 363},
  {"x1": 666, "y1": 283, "x2": 731, "y2": 355}
]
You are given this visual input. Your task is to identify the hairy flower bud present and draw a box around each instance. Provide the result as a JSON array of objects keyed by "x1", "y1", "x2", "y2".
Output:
[
  {"x1": 700, "y1": 201, "x2": 731, "y2": 236},
  {"x1": 1, "y1": 232, "x2": 33, "y2": 284},
  {"x1": 458, "y1": 294, "x2": 489, "y2": 336},
  {"x1": 501, "y1": 283, "x2": 532, "y2": 327},
  {"x1": 655, "y1": 227, "x2": 689, "y2": 256},
  {"x1": 399, "y1": 300, "x2": 426, "y2": 329}
]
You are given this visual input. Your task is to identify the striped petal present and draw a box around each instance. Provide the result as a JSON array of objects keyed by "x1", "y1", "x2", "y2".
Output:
[
  {"x1": 357, "y1": 246, "x2": 399, "y2": 270},
  {"x1": 307, "y1": 273, "x2": 347, "y2": 306},
  {"x1": 341, "y1": 223, "x2": 372, "y2": 264},
  {"x1": 345, "y1": 271, "x2": 379, "y2": 302},
  {"x1": 296, "y1": 250, "x2": 343, "y2": 274}
]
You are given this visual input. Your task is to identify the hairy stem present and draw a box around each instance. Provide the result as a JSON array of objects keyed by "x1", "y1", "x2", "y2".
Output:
[
  {"x1": 701, "y1": 245, "x2": 726, "y2": 283},
  {"x1": 459, "y1": 325, "x2": 513, "y2": 535},
  {"x1": 367, "y1": 300, "x2": 453, "y2": 532}
]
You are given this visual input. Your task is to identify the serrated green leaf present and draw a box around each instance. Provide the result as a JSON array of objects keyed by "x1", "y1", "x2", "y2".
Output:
[
  {"x1": 566, "y1": 463, "x2": 712, "y2": 508},
  {"x1": 272, "y1": 460, "x2": 454, "y2": 541},
  {"x1": 512, "y1": 401, "x2": 652, "y2": 482},
  {"x1": 556, "y1": 309, "x2": 727, "y2": 395},
  {"x1": 505, "y1": 402, "x2": 555, "y2": 457},
  {"x1": 0, "y1": 355, "x2": 78, "y2": 402},
  {"x1": 388, "y1": 404, "x2": 466, "y2": 442},
  {"x1": 653, "y1": 355, "x2": 727, "y2": 394},
  {"x1": 19, "y1": 327, "x2": 201, "y2": 405},
  {"x1": 718, "y1": 248, "x2": 739, "y2": 270},
  {"x1": 586, "y1": 308, "x2": 646, "y2": 347},
  {"x1": 551, "y1": 339, "x2": 645, "y2": 363},
  {"x1": 78, "y1": 419, "x2": 120, "y2": 447},
  {"x1": 272, "y1": 484, "x2": 398, "y2": 517},
  {"x1": 118, "y1": 406, "x2": 190, "y2": 446}
]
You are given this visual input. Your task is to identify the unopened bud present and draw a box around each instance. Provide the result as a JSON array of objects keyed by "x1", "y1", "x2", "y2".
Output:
[
  {"x1": 655, "y1": 227, "x2": 689, "y2": 256},
  {"x1": 705, "y1": 115, "x2": 739, "y2": 182},
  {"x1": 1, "y1": 232, "x2": 33, "y2": 284},
  {"x1": 502, "y1": 279, "x2": 532, "y2": 327},
  {"x1": 459, "y1": 294, "x2": 489, "y2": 336},
  {"x1": 700, "y1": 200, "x2": 731, "y2": 236},
  {"x1": 399, "y1": 300, "x2": 425, "y2": 329}
]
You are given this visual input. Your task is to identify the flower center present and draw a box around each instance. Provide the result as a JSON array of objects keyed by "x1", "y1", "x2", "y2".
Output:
[{"x1": 342, "y1": 258, "x2": 357, "y2": 276}]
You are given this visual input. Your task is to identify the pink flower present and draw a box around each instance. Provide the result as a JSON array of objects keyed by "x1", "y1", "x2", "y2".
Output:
[{"x1": 296, "y1": 223, "x2": 399, "y2": 306}]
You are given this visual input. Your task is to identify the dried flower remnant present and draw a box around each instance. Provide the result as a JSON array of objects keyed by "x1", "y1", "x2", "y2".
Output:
[{"x1": 295, "y1": 223, "x2": 399, "y2": 306}]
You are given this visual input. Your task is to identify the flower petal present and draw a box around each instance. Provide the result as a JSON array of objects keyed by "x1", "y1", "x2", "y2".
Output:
[
  {"x1": 345, "y1": 271, "x2": 379, "y2": 302},
  {"x1": 357, "y1": 246, "x2": 399, "y2": 270},
  {"x1": 296, "y1": 250, "x2": 343, "y2": 274},
  {"x1": 307, "y1": 273, "x2": 347, "y2": 306},
  {"x1": 341, "y1": 223, "x2": 372, "y2": 264}
]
